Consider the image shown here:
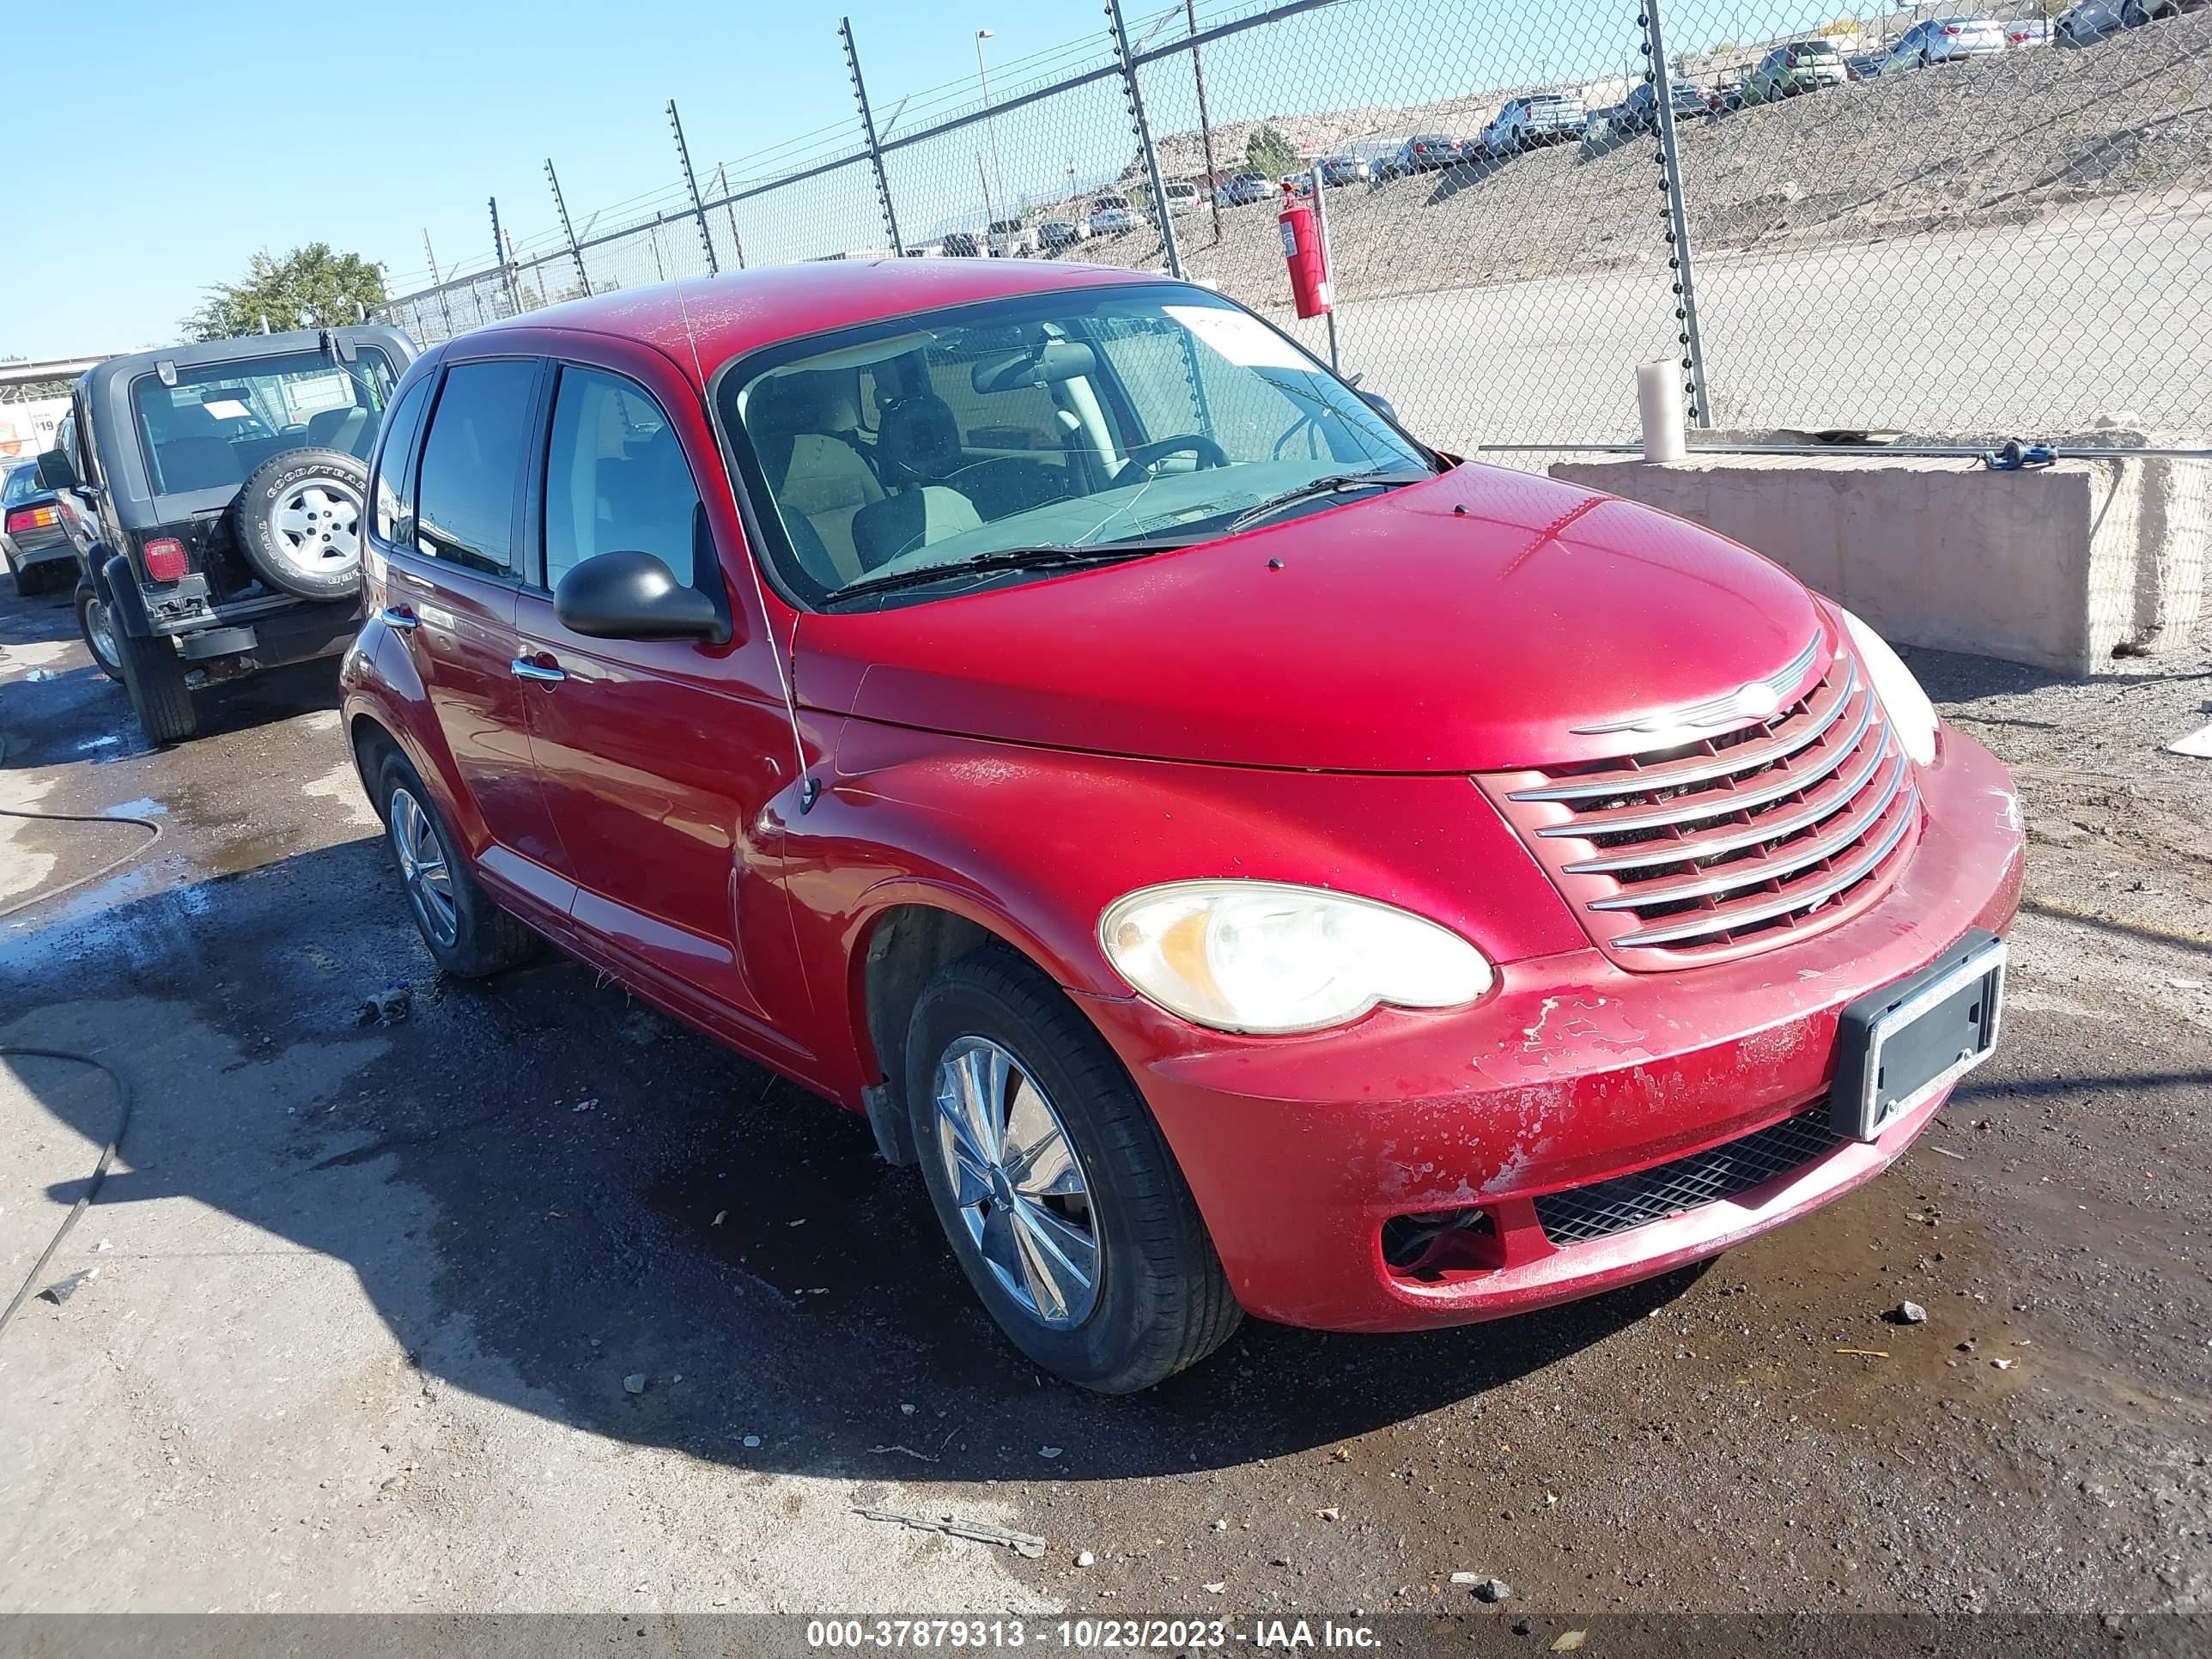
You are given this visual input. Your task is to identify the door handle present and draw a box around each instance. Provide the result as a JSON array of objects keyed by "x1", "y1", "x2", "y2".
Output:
[
  {"x1": 379, "y1": 605, "x2": 419, "y2": 632},
  {"x1": 511, "y1": 656, "x2": 567, "y2": 684}
]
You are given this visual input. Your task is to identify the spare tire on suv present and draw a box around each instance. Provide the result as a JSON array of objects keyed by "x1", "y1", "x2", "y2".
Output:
[{"x1": 231, "y1": 447, "x2": 370, "y2": 602}]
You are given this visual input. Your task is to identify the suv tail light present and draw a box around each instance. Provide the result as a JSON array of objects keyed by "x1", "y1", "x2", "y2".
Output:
[
  {"x1": 143, "y1": 538, "x2": 188, "y2": 582},
  {"x1": 5, "y1": 505, "x2": 58, "y2": 535}
]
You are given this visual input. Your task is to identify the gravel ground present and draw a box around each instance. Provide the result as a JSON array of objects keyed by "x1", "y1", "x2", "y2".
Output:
[
  {"x1": 1076, "y1": 14, "x2": 2212, "y2": 307},
  {"x1": 0, "y1": 571, "x2": 2207, "y2": 1632}
]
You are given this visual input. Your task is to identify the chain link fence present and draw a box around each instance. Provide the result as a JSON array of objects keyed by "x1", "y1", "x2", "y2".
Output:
[{"x1": 374, "y1": 0, "x2": 2212, "y2": 461}]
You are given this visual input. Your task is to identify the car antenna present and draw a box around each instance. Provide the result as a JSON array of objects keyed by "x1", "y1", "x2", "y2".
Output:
[{"x1": 669, "y1": 273, "x2": 818, "y2": 812}]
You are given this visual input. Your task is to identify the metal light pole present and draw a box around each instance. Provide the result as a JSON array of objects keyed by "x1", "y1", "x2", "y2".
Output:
[{"x1": 975, "y1": 29, "x2": 1009, "y2": 229}]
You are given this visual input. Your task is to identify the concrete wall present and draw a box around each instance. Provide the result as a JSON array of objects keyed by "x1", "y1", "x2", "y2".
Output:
[{"x1": 1550, "y1": 440, "x2": 2208, "y2": 677}]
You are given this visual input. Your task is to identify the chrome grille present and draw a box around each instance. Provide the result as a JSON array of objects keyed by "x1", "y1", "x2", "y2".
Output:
[{"x1": 1478, "y1": 647, "x2": 1922, "y2": 969}]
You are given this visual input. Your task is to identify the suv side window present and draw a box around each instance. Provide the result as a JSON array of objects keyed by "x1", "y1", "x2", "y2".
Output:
[
  {"x1": 414, "y1": 359, "x2": 539, "y2": 577},
  {"x1": 369, "y1": 375, "x2": 434, "y2": 544},
  {"x1": 541, "y1": 367, "x2": 706, "y2": 592}
]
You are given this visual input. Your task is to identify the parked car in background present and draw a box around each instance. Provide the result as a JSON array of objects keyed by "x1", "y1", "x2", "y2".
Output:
[
  {"x1": 1844, "y1": 50, "x2": 1886, "y2": 78},
  {"x1": 342, "y1": 261, "x2": 2022, "y2": 1395},
  {"x1": 1741, "y1": 38, "x2": 1850, "y2": 101},
  {"x1": 2006, "y1": 17, "x2": 2052, "y2": 45},
  {"x1": 1619, "y1": 78, "x2": 1712, "y2": 131},
  {"x1": 1212, "y1": 172, "x2": 1277, "y2": 207},
  {"x1": 988, "y1": 218, "x2": 1038, "y2": 259},
  {"x1": 1038, "y1": 218, "x2": 1090, "y2": 251},
  {"x1": 38, "y1": 325, "x2": 414, "y2": 742},
  {"x1": 1390, "y1": 133, "x2": 1466, "y2": 173},
  {"x1": 940, "y1": 231, "x2": 985, "y2": 258},
  {"x1": 2058, "y1": 0, "x2": 2208, "y2": 39},
  {"x1": 1481, "y1": 95, "x2": 1585, "y2": 154},
  {"x1": 1158, "y1": 179, "x2": 1200, "y2": 216},
  {"x1": 2, "y1": 457, "x2": 74, "y2": 597},
  {"x1": 1087, "y1": 195, "x2": 1139, "y2": 233},
  {"x1": 1317, "y1": 155, "x2": 1371, "y2": 185},
  {"x1": 1882, "y1": 15, "x2": 2007, "y2": 67}
]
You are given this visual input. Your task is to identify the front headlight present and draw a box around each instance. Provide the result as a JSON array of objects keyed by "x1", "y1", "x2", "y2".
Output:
[
  {"x1": 1840, "y1": 608, "x2": 1939, "y2": 767},
  {"x1": 1099, "y1": 881, "x2": 1493, "y2": 1035}
]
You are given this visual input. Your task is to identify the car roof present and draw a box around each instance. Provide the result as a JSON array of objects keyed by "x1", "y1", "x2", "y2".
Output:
[
  {"x1": 468, "y1": 262, "x2": 1171, "y2": 390},
  {"x1": 82, "y1": 325, "x2": 415, "y2": 402}
]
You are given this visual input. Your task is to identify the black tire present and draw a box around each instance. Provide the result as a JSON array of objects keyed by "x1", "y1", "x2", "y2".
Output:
[
  {"x1": 75, "y1": 581, "x2": 122, "y2": 681},
  {"x1": 231, "y1": 447, "x2": 369, "y2": 603},
  {"x1": 5, "y1": 556, "x2": 25, "y2": 599},
  {"x1": 374, "y1": 750, "x2": 536, "y2": 977},
  {"x1": 905, "y1": 948, "x2": 1241, "y2": 1393},
  {"x1": 114, "y1": 625, "x2": 196, "y2": 744}
]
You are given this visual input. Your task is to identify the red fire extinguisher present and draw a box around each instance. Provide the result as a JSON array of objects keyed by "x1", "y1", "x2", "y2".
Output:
[{"x1": 1279, "y1": 191, "x2": 1331, "y2": 319}]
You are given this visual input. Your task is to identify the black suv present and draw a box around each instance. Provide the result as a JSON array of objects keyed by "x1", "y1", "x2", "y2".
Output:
[{"x1": 38, "y1": 325, "x2": 415, "y2": 742}]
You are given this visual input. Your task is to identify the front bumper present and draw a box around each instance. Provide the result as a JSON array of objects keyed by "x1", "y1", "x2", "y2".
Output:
[{"x1": 1080, "y1": 729, "x2": 2023, "y2": 1333}]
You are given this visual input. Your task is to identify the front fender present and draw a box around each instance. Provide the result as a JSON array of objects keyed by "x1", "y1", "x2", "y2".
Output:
[{"x1": 781, "y1": 716, "x2": 1588, "y2": 1088}]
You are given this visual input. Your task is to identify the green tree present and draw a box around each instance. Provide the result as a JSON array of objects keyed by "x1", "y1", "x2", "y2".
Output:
[
  {"x1": 186, "y1": 243, "x2": 389, "y2": 341},
  {"x1": 1244, "y1": 124, "x2": 1299, "y2": 178}
]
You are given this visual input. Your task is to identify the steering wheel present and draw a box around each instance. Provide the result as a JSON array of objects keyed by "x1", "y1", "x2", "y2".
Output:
[{"x1": 1109, "y1": 434, "x2": 1230, "y2": 490}]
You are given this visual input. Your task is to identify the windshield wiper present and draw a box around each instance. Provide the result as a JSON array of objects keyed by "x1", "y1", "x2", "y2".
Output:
[
  {"x1": 1224, "y1": 471, "x2": 1429, "y2": 535},
  {"x1": 823, "y1": 541, "x2": 1181, "y2": 606}
]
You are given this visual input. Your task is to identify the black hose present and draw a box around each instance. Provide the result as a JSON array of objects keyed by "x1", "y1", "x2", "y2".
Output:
[
  {"x1": 0, "y1": 714, "x2": 156, "y2": 1335},
  {"x1": 0, "y1": 729, "x2": 164, "y2": 921},
  {"x1": 0, "y1": 1043, "x2": 131, "y2": 1339}
]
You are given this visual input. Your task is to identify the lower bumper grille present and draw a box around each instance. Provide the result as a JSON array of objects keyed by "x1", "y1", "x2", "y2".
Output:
[{"x1": 1532, "y1": 1105, "x2": 1850, "y2": 1248}]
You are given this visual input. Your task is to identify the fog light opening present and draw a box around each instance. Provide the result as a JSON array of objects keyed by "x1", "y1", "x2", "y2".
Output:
[{"x1": 1381, "y1": 1206, "x2": 1501, "y2": 1282}]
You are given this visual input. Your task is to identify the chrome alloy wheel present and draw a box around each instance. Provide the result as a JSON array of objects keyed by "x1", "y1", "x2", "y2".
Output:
[
  {"x1": 387, "y1": 785, "x2": 458, "y2": 947},
  {"x1": 83, "y1": 595, "x2": 119, "y2": 672},
  {"x1": 269, "y1": 479, "x2": 363, "y2": 583},
  {"x1": 930, "y1": 1036, "x2": 1101, "y2": 1328}
]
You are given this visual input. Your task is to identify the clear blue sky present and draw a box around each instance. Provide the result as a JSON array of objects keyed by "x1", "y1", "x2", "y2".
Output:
[{"x1": 0, "y1": 0, "x2": 1849, "y2": 360}]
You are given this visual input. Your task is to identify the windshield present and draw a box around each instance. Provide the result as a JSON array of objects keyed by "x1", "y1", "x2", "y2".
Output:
[
  {"x1": 130, "y1": 346, "x2": 396, "y2": 497},
  {"x1": 719, "y1": 284, "x2": 1431, "y2": 608}
]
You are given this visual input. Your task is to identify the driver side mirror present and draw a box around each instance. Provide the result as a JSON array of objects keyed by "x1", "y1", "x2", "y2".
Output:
[
  {"x1": 555, "y1": 550, "x2": 730, "y2": 645},
  {"x1": 1358, "y1": 388, "x2": 1403, "y2": 427},
  {"x1": 35, "y1": 448, "x2": 79, "y2": 491}
]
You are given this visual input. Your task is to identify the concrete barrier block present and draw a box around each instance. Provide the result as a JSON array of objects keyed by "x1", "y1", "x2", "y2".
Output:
[{"x1": 1548, "y1": 439, "x2": 2207, "y2": 677}]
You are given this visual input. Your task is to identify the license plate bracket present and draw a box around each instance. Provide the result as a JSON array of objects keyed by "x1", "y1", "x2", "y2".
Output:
[{"x1": 1830, "y1": 929, "x2": 2007, "y2": 1142}]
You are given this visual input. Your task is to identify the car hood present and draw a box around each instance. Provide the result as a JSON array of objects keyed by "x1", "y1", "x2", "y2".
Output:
[{"x1": 793, "y1": 464, "x2": 1832, "y2": 774}]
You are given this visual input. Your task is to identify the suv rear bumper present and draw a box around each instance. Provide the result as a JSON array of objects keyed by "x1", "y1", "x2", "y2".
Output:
[{"x1": 173, "y1": 598, "x2": 359, "y2": 671}]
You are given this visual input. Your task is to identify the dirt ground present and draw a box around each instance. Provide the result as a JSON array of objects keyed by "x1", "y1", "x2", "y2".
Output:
[{"x1": 0, "y1": 570, "x2": 2207, "y2": 1633}]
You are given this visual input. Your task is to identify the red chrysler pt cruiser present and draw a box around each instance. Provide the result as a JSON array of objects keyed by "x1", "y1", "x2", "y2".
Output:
[{"x1": 342, "y1": 261, "x2": 2022, "y2": 1392}]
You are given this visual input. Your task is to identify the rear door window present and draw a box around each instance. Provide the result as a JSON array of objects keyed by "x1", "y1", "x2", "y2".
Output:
[
  {"x1": 413, "y1": 358, "x2": 541, "y2": 578},
  {"x1": 369, "y1": 375, "x2": 434, "y2": 544}
]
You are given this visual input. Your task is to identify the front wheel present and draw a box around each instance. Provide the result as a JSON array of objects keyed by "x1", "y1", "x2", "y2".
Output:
[
  {"x1": 76, "y1": 582, "x2": 122, "y2": 681},
  {"x1": 905, "y1": 949, "x2": 1241, "y2": 1393}
]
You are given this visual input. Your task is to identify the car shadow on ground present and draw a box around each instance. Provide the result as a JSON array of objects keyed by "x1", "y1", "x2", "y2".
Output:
[{"x1": 2, "y1": 837, "x2": 1700, "y2": 1485}]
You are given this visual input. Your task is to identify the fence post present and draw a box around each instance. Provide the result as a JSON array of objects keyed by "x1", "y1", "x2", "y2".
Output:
[
  {"x1": 713, "y1": 165, "x2": 748, "y2": 270},
  {"x1": 544, "y1": 158, "x2": 592, "y2": 297},
  {"x1": 841, "y1": 16, "x2": 904, "y2": 257},
  {"x1": 1642, "y1": 0, "x2": 1711, "y2": 428},
  {"x1": 666, "y1": 99, "x2": 720, "y2": 275},
  {"x1": 1106, "y1": 0, "x2": 1184, "y2": 280},
  {"x1": 488, "y1": 197, "x2": 524, "y2": 318}
]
